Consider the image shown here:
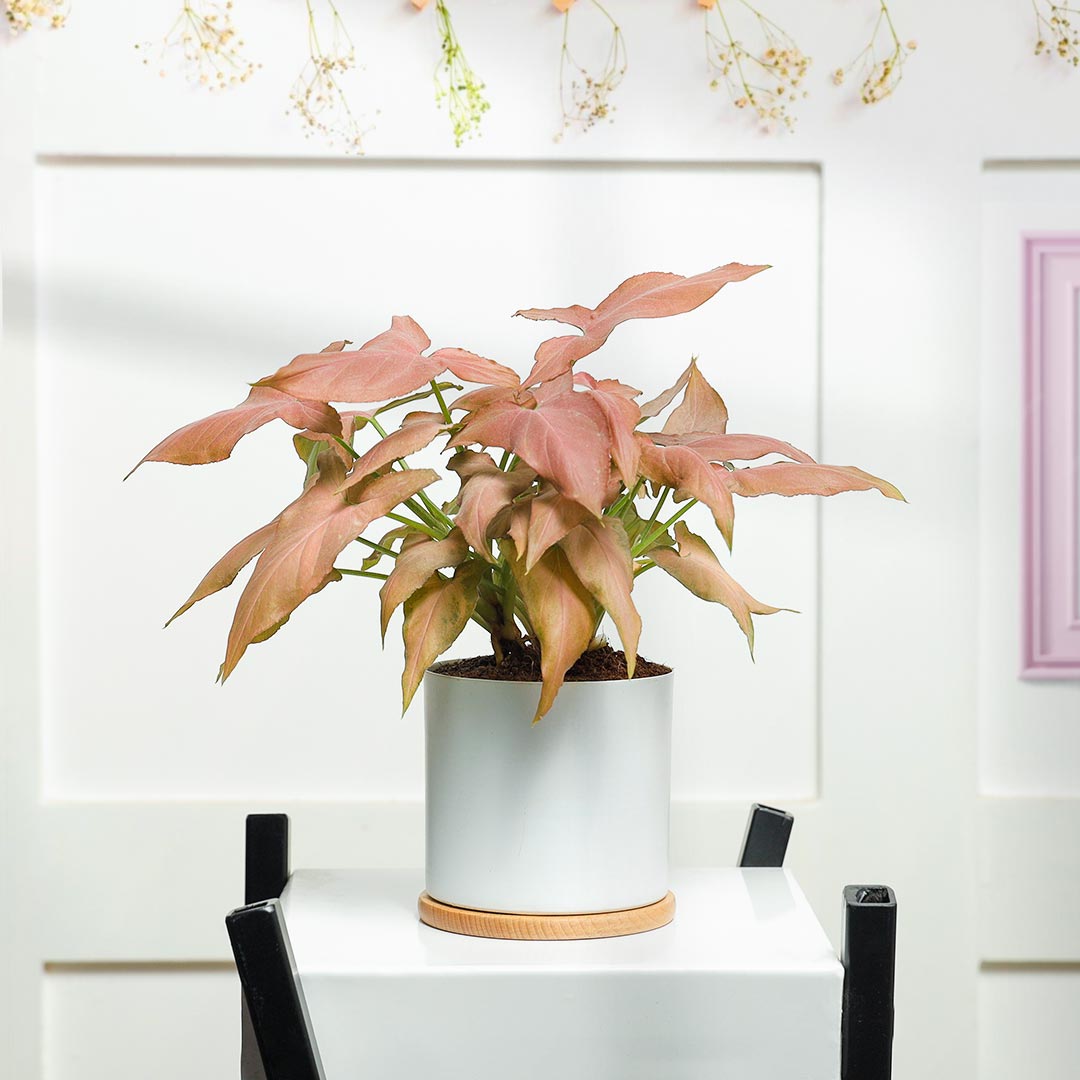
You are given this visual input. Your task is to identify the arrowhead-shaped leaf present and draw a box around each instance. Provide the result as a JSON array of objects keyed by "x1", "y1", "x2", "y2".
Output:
[
  {"x1": 511, "y1": 488, "x2": 593, "y2": 572},
  {"x1": 648, "y1": 432, "x2": 816, "y2": 464},
  {"x1": 517, "y1": 263, "x2": 769, "y2": 385},
  {"x1": 559, "y1": 517, "x2": 641, "y2": 676},
  {"x1": 661, "y1": 360, "x2": 729, "y2": 436},
  {"x1": 379, "y1": 529, "x2": 471, "y2": 639},
  {"x1": 340, "y1": 411, "x2": 446, "y2": 490},
  {"x1": 638, "y1": 437, "x2": 736, "y2": 550},
  {"x1": 428, "y1": 347, "x2": 521, "y2": 388},
  {"x1": 167, "y1": 518, "x2": 279, "y2": 627},
  {"x1": 256, "y1": 317, "x2": 443, "y2": 403},
  {"x1": 220, "y1": 454, "x2": 438, "y2": 680},
  {"x1": 400, "y1": 560, "x2": 486, "y2": 712},
  {"x1": 638, "y1": 360, "x2": 694, "y2": 421},
  {"x1": 575, "y1": 372, "x2": 642, "y2": 486},
  {"x1": 129, "y1": 386, "x2": 341, "y2": 477},
  {"x1": 451, "y1": 391, "x2": 612, "y2": 515},
  {"x1": 728, "y1": 463, "x2": 905, "y2": 501},
  {"x1": 651, "y1": 522, "x2": 789, "y2": 654},
  {"x1": 502, "y1": 539, "x2": 598, "y2": 723},
  {"x1": 447, "y1": 452, "x2": 537, "y2": 557}
]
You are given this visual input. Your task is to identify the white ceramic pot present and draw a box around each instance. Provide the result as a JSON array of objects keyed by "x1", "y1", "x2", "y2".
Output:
[{"x1": 424, "y1": 665, "x2": 673, "y2": 915}]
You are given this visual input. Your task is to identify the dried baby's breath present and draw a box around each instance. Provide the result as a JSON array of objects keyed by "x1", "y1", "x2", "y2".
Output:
[
  {"x1": 557, "y1": 0, "x2": 627, "y2": 137},
  {"x1": 702, "y1": 0, "x2": 809, "y2": 133},
  {"x1": 5, "y1": 0, "x2": 68, "y2": 34},
  {"x1": 138, "y1": 1, "x2": 258, "y2": 90},
  {"x1": 289, "y1": 0, "x2": 367, "y2": 154},
  {"x1": 1032, "y1": 1, "x2": 1080, "y2": 67},
  {"x1": 835, "y1": 1, "x2": 915, "y2": 105},
  {"x1": 433, "y1": 0, "x2": 489, "y2": 147}
]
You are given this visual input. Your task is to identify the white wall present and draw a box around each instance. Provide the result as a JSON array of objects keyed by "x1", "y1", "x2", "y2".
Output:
[{"x1": 3, "y1": 1, "x2": 1079, "y2": 1077}]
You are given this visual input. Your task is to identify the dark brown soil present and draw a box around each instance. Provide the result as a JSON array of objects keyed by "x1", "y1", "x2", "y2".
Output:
[{"x1": 432, "y1": 645, "x2": 671, "y2": 682}]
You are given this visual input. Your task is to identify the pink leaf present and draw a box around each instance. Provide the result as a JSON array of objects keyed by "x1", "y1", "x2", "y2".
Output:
[
  {"x1": 728, "y1": 463, "x2": 905, "y2": 501},
  {"x1": 129, "y1": 386, "x2": 341, "y2": 477},
  {"x1": 522, "y1": 334, "x2": 605, "y2": 388},
  {"x1": 638, "y1": 437, "x2": 736, "y2": 550},
  {"x1": 256, "y1": 317, "x2": 443, "y2": 403},
  {"x1": 220, "y1": 454, "x2": 439, "y2": 680},
  {"x1": 428, "y1": 347, "x2": 521, "y2": 388},
  {"x1": 400, "y1": 561, "x2": 486, "y2": 712},
  {"x1": 379, "y1": 529, "x2": 470, "y2": 639},
  {"x1": 450, "y1": 384, "x2": 533, "y2": 414},
  {"x1": 293, "y1": 411, "x2": 370, "y2": 469},
  {"x1": 576, "y1": 373, "x2": 642, "y2": 486},
  {"x1": 559, "y1": 517, "x2": 641, "y2": 676},
  {"x1": 661, "y1": 360, "x2": 729, "y2": 436},
  {"x1": 638, "y1": 360, "x2": 694, "y2": 420},
  {"x1": 502, "y1": 539, "x2": 598, "y2": 723},
  {"x1": 167, "y1": 519, "x2": 279, "y2": 627},
  {"x1": 516, "y1": 263, "x2": 769, "y2": 385},
  {"x1": 651, "y1": 523, "x2": 789, "y2": 654},
  {"x1": 648, "y1": 432, "x2": 816, "y2": 464},
  {"x1": 451, "y1": 391, "x2": 612, "y2": 515},
  {"x1": 447, "y1": 452, "x2": 537, "y2": 557},
  {"x1": 513, "y1": 488, "x2": 593, "y2": 572},
  {"x1": 340, "y1": 411, "x2": 446, "y2": 489}
]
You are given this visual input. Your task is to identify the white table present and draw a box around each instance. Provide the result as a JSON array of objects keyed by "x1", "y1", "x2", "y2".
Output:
[{"x1": 278, "y1": 868, "x2": 843, "y2": 1080}]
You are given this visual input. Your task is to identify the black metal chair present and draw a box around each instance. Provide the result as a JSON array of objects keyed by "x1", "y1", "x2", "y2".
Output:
[{"x1": 228, "y1": 807, "x2": 896, "y2": 1080}]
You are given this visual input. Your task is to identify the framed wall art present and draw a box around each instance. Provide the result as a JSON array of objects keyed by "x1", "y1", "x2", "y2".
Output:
[{"x1": 1023, "y1": 233, "x2": 1080, "y2": 678}]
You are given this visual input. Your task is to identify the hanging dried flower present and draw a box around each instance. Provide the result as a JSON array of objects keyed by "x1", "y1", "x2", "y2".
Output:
[
  {"x1": 289, "y1": 0, "x2": 367, "y2": 154},
  {"x1": 5, "y1": 0, "x2": 68, "y2": 34},
  {"x1": 1032, "y1": 1, "x2": 1080, "y2": 66},
  {"x1": 411, "y1": 0, "x2": 488, "y2": 146},
  {"x1": 556, "y1": 0, "x2": 627, "y2": 136},
  {"x1": 700, "y1": 0, "x2": 809, "y2": 132},
  {"x1": 834, "y1": 1, "x2": 915, "y2": 104},
  {"x1": 138, "y1": 1, "x2": 258, "y2": 90}
]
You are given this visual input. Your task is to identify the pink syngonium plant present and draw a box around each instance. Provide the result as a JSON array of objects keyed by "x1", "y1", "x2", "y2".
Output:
[{"x1": 132, "y1": 263, "x2": 902, "y2": 721}]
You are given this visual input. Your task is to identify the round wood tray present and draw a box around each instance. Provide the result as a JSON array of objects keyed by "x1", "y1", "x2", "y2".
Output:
[{"x1": 417, "y1": 891, "x2": 676, "y2": 941}]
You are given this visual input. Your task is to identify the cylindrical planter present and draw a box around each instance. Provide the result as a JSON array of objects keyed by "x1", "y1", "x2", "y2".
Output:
[{"x1": 424, "y1": 664, "x2": 673, "y2": 916}]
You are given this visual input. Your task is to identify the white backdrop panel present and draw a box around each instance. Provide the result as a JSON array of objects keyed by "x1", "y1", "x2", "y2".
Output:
[
  {"x1": 36, "y1": 158, "x2": 822, "y2": 800},
  {"x1": 43, "y1": 967, "x2": 237, "y2": 1080},
  {"x1": 980, "y1": 166, "x2": 1080, "y2": 796}
]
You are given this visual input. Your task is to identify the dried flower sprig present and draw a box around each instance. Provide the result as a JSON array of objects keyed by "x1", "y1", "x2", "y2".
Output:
[
  {"x1": 700, "y1": 0, "x2": 809, "y2": 132},
  {"x1": 833, "y1": 1, "x2": 916, "y2": 104},
  {"x1": 555, "y1": 0, "x2": 628, "y2": 136},
  {"x1": 413, "y1": 0, "x2": 489, "y2": 146},
  {"x1": 1032, "y1": 1, "x2": 1080, "y2": 66},
  {"x1": 5, "y1": 0, "x2": 68, "y2": 34},
  {"x1": 139, "y1": 1, "x2": 258, "y2": 90},
  {"x1": 289, "y1": 0, "x2": 366, "y2": 154}
]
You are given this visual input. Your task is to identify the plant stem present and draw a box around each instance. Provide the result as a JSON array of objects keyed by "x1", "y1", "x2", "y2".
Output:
[
  {"x1": 634, "y1": 498, "x2": 698, "y2": 555},
  {"x1": 387, "y1": 511, "x2": 441, "y2": 539},
  {"x1": 336, "y1": 568, "x2": 389, "y2": 580},
  {"x1": 430, "y1": 378, "x2": 454, "y2": 425},
  {"x1": 354, "y1": 537, "x2": 398, "y2": 559}
]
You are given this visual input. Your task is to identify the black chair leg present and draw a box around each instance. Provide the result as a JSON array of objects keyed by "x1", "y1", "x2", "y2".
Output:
[
  {"x1": 738, "y1": 803, "x2": 794, "y2": 867},
  {"x1": 228, "y1": 898, "x2": 324, "y2": 1080},
  {"x1": 840, "y1": 885, "x2": 897, "y2": 1080}
]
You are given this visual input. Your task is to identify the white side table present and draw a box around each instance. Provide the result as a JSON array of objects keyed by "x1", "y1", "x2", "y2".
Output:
[
  {"x1": 227, "y1": 814, "x2": 897, "y2": 1080},
  {"x1": 280, "y1": 867, "x2": 842, "y2": 1080}
]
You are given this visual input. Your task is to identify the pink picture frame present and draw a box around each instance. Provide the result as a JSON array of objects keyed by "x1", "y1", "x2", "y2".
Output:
[{"x1": 1023, "y1": 234, "x2": 1080, "y2": 678}]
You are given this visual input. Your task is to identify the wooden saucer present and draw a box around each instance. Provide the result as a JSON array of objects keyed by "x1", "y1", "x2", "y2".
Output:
[{"x1": 417, "y1": 891, "x2": 676, "y2": 940}]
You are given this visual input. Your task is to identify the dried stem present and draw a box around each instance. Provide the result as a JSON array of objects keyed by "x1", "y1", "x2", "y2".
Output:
[
  {"x1": 833, "y1": 1, "x2": 916, "y2": 105},
  {"x1": 557, "y1": 0, "x2": 627, "y2": 136},
  {"x1": 289, "y1": 0, "x2": 366, "y2": 154},
  {"x1": 703, "y1": 0, "x2": 809, "y2": 132},
  {"x1": 139, "y1": 1, "x2": 258, "y2": 90},
  {"x1": 5, "y1": 0, "x2": 67, "y2": 33},
  {"x1": 433, "y1": 0, "x2": 489, "y2": 146},
  {"x1": 1032, "y1": 0, "x2": 1080, "y2": 66}
]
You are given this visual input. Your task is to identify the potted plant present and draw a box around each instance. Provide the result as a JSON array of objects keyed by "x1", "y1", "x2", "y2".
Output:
[{"x1": 131, "y1": 262, "x2": 901, "y2": 931}]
